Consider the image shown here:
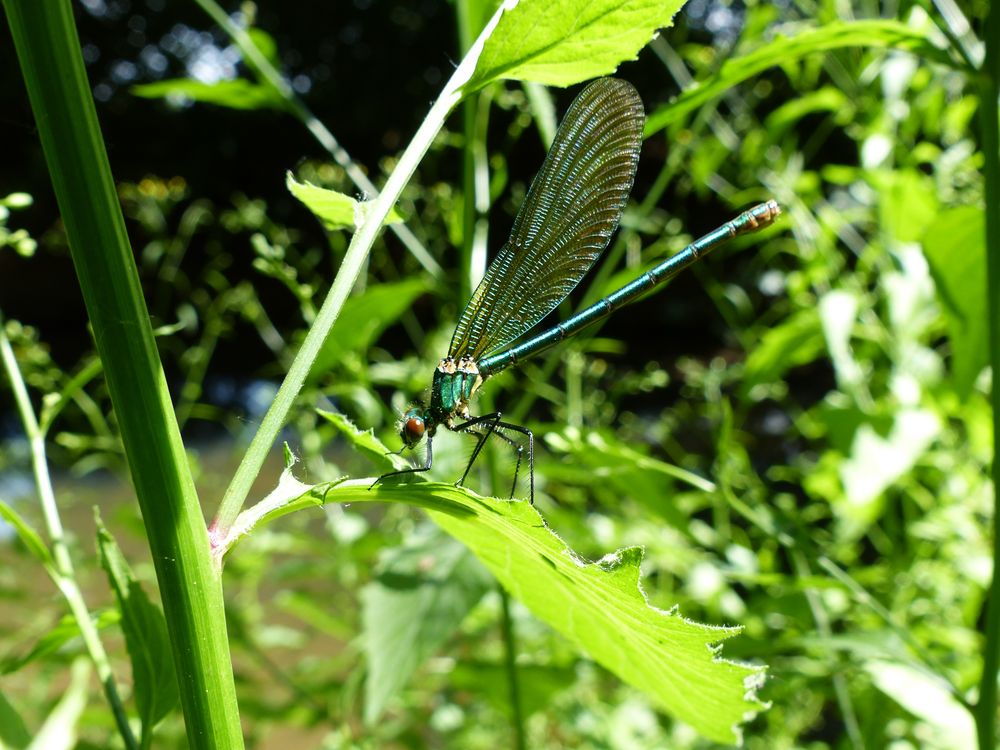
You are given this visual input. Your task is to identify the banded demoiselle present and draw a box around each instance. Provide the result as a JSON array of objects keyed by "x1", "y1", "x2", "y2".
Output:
[{"x1": 375, "y1": 78, "x2": 780, "y2": 503}]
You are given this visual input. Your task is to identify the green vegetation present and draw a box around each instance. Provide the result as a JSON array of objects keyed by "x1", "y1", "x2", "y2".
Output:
[{"x1": 0, "y1": 0, "x2": 997, "y2": 747}]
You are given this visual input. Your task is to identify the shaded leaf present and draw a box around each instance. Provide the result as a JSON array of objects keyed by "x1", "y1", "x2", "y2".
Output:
[
  {"x1": 450, "y1": 660, "x2": 576, "y2": 718},
  {"x1": 0, "y1": 611, "x2": 119, "y2": 675},
  {"x1": 309, "y1": 278, "x2": 428, "y2": 378},
  {"x1": 0, "y1": 690, "x2": 31, "y2": 749},
  {"x1": 0, "y1": 500, "x2": 54, "y2": 572},
  {"x1": 95, "y1": 515, "x2": 179, "y2": 742},
  {"x1": 362, "y1": 527, "x2": 493, "y2": 723}
]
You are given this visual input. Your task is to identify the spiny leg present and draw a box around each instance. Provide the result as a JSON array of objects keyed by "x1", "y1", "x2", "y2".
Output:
[
  {"x1": 462, "y1": 423, "x2": 524, "y2": 500},
  {"x1": 454, "y1": 412, "x2": 503, "y2": 488},
  {"x1": 494, "y1": 420, "x2": 534, "y2": 504},
  {"x1": 369, "y1": 436, "x2": 434, "y2": 489},
  {"x1": 454, "y1": 413, "x2": 534, "y2": 504}
]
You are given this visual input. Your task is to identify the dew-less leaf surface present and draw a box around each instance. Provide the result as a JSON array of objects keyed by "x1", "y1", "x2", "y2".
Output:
[
  {"x1": 286, "y1": 173, "x2": 405, "y2": 232},
  {"x1": 96, "y1": 516, "x2": 179, "y2": 744},
  {"x1": 131, "y1": 78, "x2": 285, "y2": 111},
  {"x1": 645, "y1": 20, "x2": 951, "y2": 134},
  {"x1": 361, "y1": 529, "x2": 494, "y2": 723},
  {"x1": 466, "y1": 0, "x2": 684, "y2": 90},
  {"x1": 246, "y1": 467, "x2": 763, "y2": 743}
]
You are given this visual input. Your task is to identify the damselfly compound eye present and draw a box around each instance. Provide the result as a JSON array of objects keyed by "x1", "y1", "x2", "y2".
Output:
[{"x1": 401, "y1": 416, "x2": 425, "y2": 447}]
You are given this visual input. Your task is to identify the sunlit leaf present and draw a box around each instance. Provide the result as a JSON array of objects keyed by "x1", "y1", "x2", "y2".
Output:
[
  {"x1": 0, "y1": 501, "x2": 54, "y2": 572},
  {"x1": 922, "y1": 205, "x2": 987, "y2": 398},
  {"x1": 646, "y1": 21, "x2": 950, "y2": 134},
  {"x1": 741, "y1": 308, "x2": 825, "y2": 395},
  {"x1": 838, "y1": 408, "x2": 940, "y2": 531},
  {"x1": 318, "y1": 409, "x2": 404, "y2": 473},
  {"x1": 131, "y1": 78, "x2": 285, "y2": 111},
  {"x1": 287, "y1": 173, "x2": 404, "y2": 231},
  {"x1": 26, "y1": 658, "x2": 90, "y2": 750},
  {"x1": 279, "y1": 475, "x2": 764, "y2": 744},
  {"x1": 865, "y1": 660, "x2": 974, "y2": 750},
  {"x1": 466, "y1": 0, "x2": 683, "y2": 90}
]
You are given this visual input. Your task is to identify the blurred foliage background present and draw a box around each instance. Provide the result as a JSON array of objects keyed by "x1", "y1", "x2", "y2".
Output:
[{"x1": 0, "y1": 0, "x2": 995, "y2": 747}]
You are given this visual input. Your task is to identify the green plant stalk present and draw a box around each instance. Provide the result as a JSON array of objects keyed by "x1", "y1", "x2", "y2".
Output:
[
  {"x1": 190, "y1": 0, "x2": 443, "y2": 280},
  {"x1": 213, "y1": 2, "x2": 512, "y2": 533},
  {"x1": 1, "y1": 2, "x2": 242, "y2": 746},
  {"x1": 499, "y1": 587, "x2": 526, "y2": 750},
  {"x1": 0, "y1": 317, "x2": 137, "y2": 750},
  {"x1": 977, "y1": 3, "x2": 1000, "y2": 747},
  {"x1": 458, "y1": 0, "x2": 478, "y2": 305}
]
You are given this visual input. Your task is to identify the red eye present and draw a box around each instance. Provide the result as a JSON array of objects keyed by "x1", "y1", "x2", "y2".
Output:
[{"x1": 401, "y1": 416, "x2": 425, "y2": 446}]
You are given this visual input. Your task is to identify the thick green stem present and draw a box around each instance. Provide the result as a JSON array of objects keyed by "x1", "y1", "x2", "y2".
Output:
[
  {"x1": 977, "y1": 4, "x2": 1000, "y2": 748},
  {"x1": 2, "y1": 2, "x2": 242, "y2": 746}
]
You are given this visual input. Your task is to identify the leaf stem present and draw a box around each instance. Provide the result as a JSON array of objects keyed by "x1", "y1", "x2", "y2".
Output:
[
  {"x1": 213, "y1": 1, "x2": 514, "y2": 533},
  {"x1": 0, "y1": 316, "x2": 138, "y2": 750},
  {"x1": 499, "y1": 586, "x2": 526, "y2": 750}
]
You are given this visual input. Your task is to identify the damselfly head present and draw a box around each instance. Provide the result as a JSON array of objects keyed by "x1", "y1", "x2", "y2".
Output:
[{"x1": 399, "y1": 406, "x2": 427, "y2": 447}]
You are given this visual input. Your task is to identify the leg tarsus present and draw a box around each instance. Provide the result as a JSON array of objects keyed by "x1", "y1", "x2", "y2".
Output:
[{"x1": 371, "y1": 438, "x2": 434, "y2": 489}]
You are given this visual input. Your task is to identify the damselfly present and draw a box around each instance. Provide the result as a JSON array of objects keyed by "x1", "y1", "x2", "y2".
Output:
[{"x1": 374, "y1": 78, "x2": 780, "y2": 503}]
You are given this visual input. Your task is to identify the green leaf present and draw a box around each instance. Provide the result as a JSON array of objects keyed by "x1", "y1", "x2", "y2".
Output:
[
  {"x1": 0, "y1": 690, "x2": 31, "y2": 749},
  {"x1": 220, "y1": 462, "x2": 345, "y2": 559},
  {"x1": 450, "y1": 661, "x2": 576, "y2": 719},
  {"x1": 646, "y1": 21, "x2": 950, "y2": 134},
  {"x1": 293, "y1": 477, "x2": 765, "y2": 743},
  {"x1": 764, "y1": 86, "x2": 852, "y2": 134},
  {"x1": 872, "y1": 169, "x2": 939, "y2": 245},
  {"x1": 309, "y1": 278, "x2": 428, "y2": 378},
  {"x1": 838, "y1": 408, "x2": 940, "y2": 531},
  {"x1": 741, "y1": 308, "x2": 825, "y2": 395},
  {"x1": 865, "y1": 660, "x2": 975, "y2": 750},
  {"x1": 28, "y1": 658, "x2": 91, "y2": 750},
  {"x1": 362, "y1": 527, "x2": 493, "y2": 723},
  {"x1": 131, "y1": 78, "x2": 285, "y2": 111},
  {"x1": 95, "y1": 515, "x2": 179, "y2": 742},
  {"x1": 922, "y1": 205, "x2": 987, "y2": 398},
  {"x1": 246, "y1": 27, "x2": 280, "y2": 67},
  {"x1": 818, "y1": 289, "x2": 863, "y2": 393},
  {"x1": 317, "y1": 409, "x2": 405, "y2": 473},
  {"x1": 545, "y1": 427, "x2": 716, "y2": 493},
  {"x1": 286, "y1": 173, "x2": 404, "y2": 231},
  {"x1": 0, "y1": 500, "x2": 54, "y2": 572},
  {"x1": 466, "y1": 0, "x2": 683, "y2": 90},
  {"x1": 0, "y1": 610, "x2": 119, "y2": 675}
]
